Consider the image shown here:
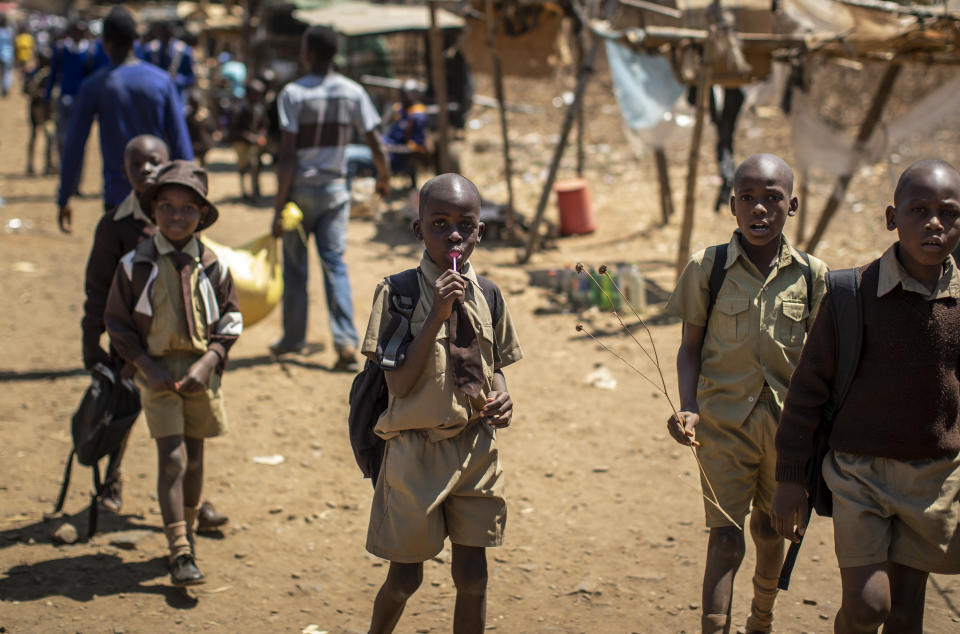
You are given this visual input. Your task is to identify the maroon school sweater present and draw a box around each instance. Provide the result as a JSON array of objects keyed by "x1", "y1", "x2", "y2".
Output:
[{"x1": 776, "y1": 257, "x2": 960, "y2": 483}]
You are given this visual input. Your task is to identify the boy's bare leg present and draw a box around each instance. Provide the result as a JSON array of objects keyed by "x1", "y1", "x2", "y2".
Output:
[
  {"x1": 702, "y1": 526, "x2": 746, "y2": 633},
  {"x1": 182, "y1": 437, "x2": 205, "y2": 543},
  {"x1": 183, "y1": 437, "x2": 205, "y2": 510},
  {"x1": 451, "y1": 544, "x2": 487, "y2": 634},
  {"x1": 370, "y1": 561, "x2": 423, "y2": 634},
  {"x1": 156, "y1": 435, "x2": 187, "y2": 524},
  {"x1": 836, "y1": 563, "x2": 891, "y2": 633},
  {"x1": 26, "y1": 124, "x2": 36, "y2": 174},
  {"x1": 885, "y1": 563, "x2": 927, "y2": 634},
  {"x1": 745, "y1": 509, "x2": 785, "y2": 633}
]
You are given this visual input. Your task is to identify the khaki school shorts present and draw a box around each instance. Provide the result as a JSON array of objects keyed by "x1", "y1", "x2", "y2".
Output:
[
  {"x1": 696, "y1": 388, "x2": 779, "y2": 528},
  {"x1": 134, "y1": 353, "x2": 228, "y2": 440},
  {"x1": 824, "y1": 450, "x2": 960, "y2": 574},
  {"x1": 366, "y1": 422, "x2": 506, "y2": 563}
]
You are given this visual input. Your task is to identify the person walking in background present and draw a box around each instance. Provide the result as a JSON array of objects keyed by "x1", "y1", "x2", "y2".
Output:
[
  {"x1": 45, "y1": 20, "x2": 106, "y2": 190},
  {"x1": 269, "y1": 25, "x2": 390, "y2": 370},
  {"x1": 137, "y1": 20, "x2": 195, "y2": 101},
  {"x1": 56, "y1": 5, "x2": 193, "y2": 233},
  {"x1": 0, "y1": 14, "x2": 15, "y2": 98}
]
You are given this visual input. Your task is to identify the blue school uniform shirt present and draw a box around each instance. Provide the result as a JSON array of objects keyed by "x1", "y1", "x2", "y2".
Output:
[
  {"x1": 44, "y1": 38, "x2": 108, "y2": 103},
  {"x1": 57, "y1": 60, "x2": 193, "y2": 208},
  {"x1": 136, "y1": 39, "x2": 196, "y2": 98}
]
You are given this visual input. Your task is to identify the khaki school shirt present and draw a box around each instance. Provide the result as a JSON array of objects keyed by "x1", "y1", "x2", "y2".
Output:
[
  {"x1": 877, "y1": 243, "x2": 960, "y2": 301},
  {"x1": 146, "y1": 233, "x2": 209, "y2": 358},
  {"x1": 666, "y1": 230, "x2": 828, "y2": 425},
  {"x1": 361, "y1": 253, "x2": 523, "y2": 441}
]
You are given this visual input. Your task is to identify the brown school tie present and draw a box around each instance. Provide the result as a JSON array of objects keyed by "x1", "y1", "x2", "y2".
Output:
[
  {"x1": 172, "y1": 250, "x2": 197, "y2": 341},
  {"x1": 448, "y1": 297, "x2": 484, "y2": 399}
]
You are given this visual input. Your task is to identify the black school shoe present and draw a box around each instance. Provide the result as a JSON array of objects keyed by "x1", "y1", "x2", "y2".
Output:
[
  {"x1": 99, "y1": 478, "x2": 122, "y2": 513},
  {"x1": 197, "y1": 501, "x2": 229, "y2": 533},
  {"x1": 170, "y1": 554, "x2": 205, "y2": 587}
]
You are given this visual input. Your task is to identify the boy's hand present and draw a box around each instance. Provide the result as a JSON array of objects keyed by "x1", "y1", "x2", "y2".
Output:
[
  {"x1": 271, "y1": 210, "x2": 284, "y2": 238},
  {"x1": 375, "y1": 175, "x2": 390, "y2": 198},
  {"x1": 58, "y1": 203, "x2": 72, "y2": 234},
  {"x1": 429, "y1": 269, "x2": 466, "y2": 322},
  {"x1": 482, "y1": 391, "x2": 513, "y2": 428},
  {"x1": 667, "y1": 410, "x2": 700, "y2": 447},
  {"x1": 137, "y1": 357, "x2": 176, "y2": 393},
  {"x1": 771, "y1": 482, "x2": 810, "y2": 543},
  {"x1": 176, "y1": 354, "x2": 218, "y2": 394}
]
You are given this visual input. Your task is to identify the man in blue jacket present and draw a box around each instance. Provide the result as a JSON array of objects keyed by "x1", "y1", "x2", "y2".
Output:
[{"x1": 57, "y1": 6, "x2": 193, "y2": 233}]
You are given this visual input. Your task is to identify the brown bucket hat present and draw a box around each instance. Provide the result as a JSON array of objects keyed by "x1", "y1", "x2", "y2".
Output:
[{"x1": 139, "y1": 160, "x2": 220, "y2": 231}]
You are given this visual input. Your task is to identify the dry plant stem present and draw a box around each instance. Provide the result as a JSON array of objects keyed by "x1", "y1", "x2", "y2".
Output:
[
  {"x1": 578, "y1": 268, "x2": 659, "y2": 369},
  {"x1": 676, "y1": 476, "x2": 743, "y2": 531},
  {"x1": 602, "y1": 270, "x2": 664, "y2": 376},
  {"x1": 577, "y1": 323, "x2": 670, "y2": 397}
]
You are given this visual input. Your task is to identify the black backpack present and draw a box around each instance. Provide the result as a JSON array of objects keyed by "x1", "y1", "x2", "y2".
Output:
[
  {"x1": 348, "y1": 268, "x2": 503, "y2": 486},
  {"x1": 53, "y1": 360, "x2": 141, "y2": 538},
  {"x1": 778, "y1": 266, "x2": 863, "y2": 590}
]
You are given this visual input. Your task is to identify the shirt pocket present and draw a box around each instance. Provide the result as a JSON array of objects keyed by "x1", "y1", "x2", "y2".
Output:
[
  {"x1": 776, "y1": 300, "x2": 807, "y2": 347},
  {"x1": 714, "y1": 295, "x2": 750, "y2": 342}
]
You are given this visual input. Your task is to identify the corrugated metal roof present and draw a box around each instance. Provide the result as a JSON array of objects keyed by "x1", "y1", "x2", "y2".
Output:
[{"x1": 294, "y1": 2, "x2": 463, "y2": 36}]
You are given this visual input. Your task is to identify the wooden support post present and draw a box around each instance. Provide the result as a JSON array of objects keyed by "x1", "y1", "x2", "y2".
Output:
[
  {"x1": 575, "y1": 24, "x2": 586, "y2": 177},
  {"x1": 805, "y1": 63, "x2": 901, "y2": 254},
  {"x1": 485, "y1": 0, "x2": 518, "y2": 237},
  {"x1": 796, "y1": 168, "x2": 808, "y2": 244},
  {"x1": 654, "y1": 147, "x2": 674, "y2": 225},
  {"x1": 518, "y1": 35, "x2": 603, "y2": 263},
  {"x1": 675, "y1": 61, "x2": 712, "y2": 279},
  {"x1": 428, "y1": 1, "x2": 451, "y2": 173},
  {"x1": 518, "y1": 0, "x2": 615, "y2": 263}
]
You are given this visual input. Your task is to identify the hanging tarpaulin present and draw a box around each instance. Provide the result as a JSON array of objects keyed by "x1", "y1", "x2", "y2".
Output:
[{"x1": 605, "y1": 39, "x2": 688, "y2": 151}]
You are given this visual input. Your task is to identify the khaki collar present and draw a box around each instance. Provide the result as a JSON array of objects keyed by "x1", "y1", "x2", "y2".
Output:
[
  {"x1": 154, "y1": 232, "x2": 200, "y2": 260},
  {"x1": 113, "y1": 191, "x2": 151, "y2": 224},
  {"x1": 418, "y1": 251, "x2": 479, "y2": 288},
  {"x1": 877, "y1": 243, "x2": 960, "y2": 300},
  {"x1": 725, "y1": 230, "x2": 800, "y2": 272}
]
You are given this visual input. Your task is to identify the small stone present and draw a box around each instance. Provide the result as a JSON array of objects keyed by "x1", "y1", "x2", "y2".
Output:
[
  {"x1": 52, "y1": 522, "x2": 78, "y2": 545},
  {"x1": 688, "y1": 602, "x2": 699, "y2": 610},
  {"x1": 109, "y1": 530, "x2": 151, "y2": 550},
  {"x1": 592, "y1": 466, "x2": 609, "y2": 473},
  {"x1": 803, "y1": 598, "x2": 817, "y2": 606},
  {"x1": 269, "y1": 507, "x2": 283, "y2": 514}
]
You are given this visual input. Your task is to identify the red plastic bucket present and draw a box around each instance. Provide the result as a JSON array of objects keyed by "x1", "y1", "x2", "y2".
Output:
[{"x1": 555, "y1": 178, "x2": 595, "y2": 236}]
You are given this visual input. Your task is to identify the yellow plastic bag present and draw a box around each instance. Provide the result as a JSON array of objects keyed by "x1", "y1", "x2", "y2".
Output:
[{"x1": 201, "y1": 234, "x2": 283, "y2": 328}]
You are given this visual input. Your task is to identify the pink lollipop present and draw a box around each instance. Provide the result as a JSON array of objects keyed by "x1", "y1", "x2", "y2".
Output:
[{"x1": 450, "y1": 252, "x2": 459, "y2": 271}]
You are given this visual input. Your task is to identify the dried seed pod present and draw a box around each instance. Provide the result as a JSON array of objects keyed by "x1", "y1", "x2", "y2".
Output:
[
  {"x1": 576, "y1": 323, "x2": 584, "y2": 331},
  {"x1": 598, "y1": 264, "x2": 608, "y2": 275},
  {"x1": 575, "y1": 262, "x2": 584, "y2": 273}
]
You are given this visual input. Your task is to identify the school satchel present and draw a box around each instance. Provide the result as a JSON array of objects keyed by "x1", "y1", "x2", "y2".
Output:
[
  {"x1": 347, "y1": 267, "x2": 504, "y2": 486},
  {"x1": 778, "y1": 266, "x2": 863, "y2": 590},
  {"x1": 53, "y1": 360, "x2": 141, "y2": 539}
]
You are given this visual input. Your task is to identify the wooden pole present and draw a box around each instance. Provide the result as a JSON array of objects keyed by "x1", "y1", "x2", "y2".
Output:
[
  {"x1": 485, "y1": 0, "x2": 518, "y2": 237},
  {"x1": 575, "y1": 23, "x2": 586, "y2": 177},
  {"x1": 518, "y1": 34, "x2": 603, "y2": 263},
  {"x1": 674, "y1": 59, "x2": 713, "y2": 279},
  {"x1": 805, "y1": 63, "x2": 901, "y2": 254},
  {"x1": 796, "y1": 168, "x2": 808, "y2": 244},
  {"x1": 518, "y1": 0, "x2": 614, "y2": 263},
  {"x1": 428, "y1": 1, "x2": 451, "y2": 173},
  {"x1": 655, "y1": 147, "x2": 674, "y2": 225}
]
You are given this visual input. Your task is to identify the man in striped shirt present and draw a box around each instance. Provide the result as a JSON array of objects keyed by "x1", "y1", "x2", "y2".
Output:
[{"x1": 270, "y1": 25, "x2": 390, "y2": 371}]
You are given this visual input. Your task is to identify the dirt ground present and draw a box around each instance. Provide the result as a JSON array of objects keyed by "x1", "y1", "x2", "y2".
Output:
[{"x1": 2, "y1": 60, "x2": 960, "y2": 634}]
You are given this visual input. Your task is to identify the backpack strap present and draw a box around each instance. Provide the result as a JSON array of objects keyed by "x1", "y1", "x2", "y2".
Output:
[
  {"x1": 377, "y1": 268, "x2": 421, "y2": 369},
  {"x1": 706, "y1": 243, "x2": 729, "y2": 320},
  {"x1": 824, "y1": 267, "x2": 863, "y2": 420},
  {"x1": 53, "y1": 449, "x2": 75, "y2": 514},
  {"x1": 476, "y1": 275, "x2": 504, "y2": 368}
]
